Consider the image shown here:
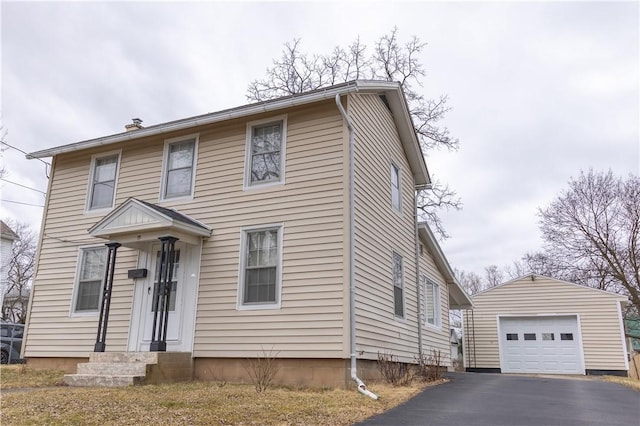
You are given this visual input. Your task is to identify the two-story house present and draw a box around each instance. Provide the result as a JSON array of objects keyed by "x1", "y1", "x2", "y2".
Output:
[{"x1": 24, "y1": 80, "x2": 471, "y2": 389}]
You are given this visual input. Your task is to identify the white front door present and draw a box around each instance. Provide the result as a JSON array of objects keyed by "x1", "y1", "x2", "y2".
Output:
[{"x1": 129, "y1": 242, "x2": 199, "y2": 352}]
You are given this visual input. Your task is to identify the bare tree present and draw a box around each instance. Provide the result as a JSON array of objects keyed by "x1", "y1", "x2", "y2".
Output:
[
  {"x1": 484, "y1": 265, "x2": 504, "y2": 289},
  {"x1": 539, "y1": 170, "x2": 640, "y2": 315},
  {"x1": 2, "y1": 221, "x2": 36, "y2": 323},
  {"x1": 247, "y1": 28, "x2": 461, "y2": 238},
  {"x1": 454, "y1": 268, "x2": 484, "y2": 295}
]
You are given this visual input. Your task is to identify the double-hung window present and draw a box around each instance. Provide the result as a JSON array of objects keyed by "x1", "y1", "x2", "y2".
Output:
[
  {"x1": 392, "y1": 251, "x2": 404, "y2": 318},
  {"x1": 73, "y1": 247, "x2": 107, "y2": 314},
  {"x1": 390, "y1": 163, "x2": 401, "y2": 212},
  {"x1": 162, "y1": 136, "x2": 198, "y2": 200},
  {"x1": 239, "y1": 226, "x2": 282, "y2": 309},
  {"x1": 245, "y1": 116, "x2": 287, "y2": 188},
  {"x1": 425, "y1": 277, "x2": 441, "y2": 327},
  {"x1": 87, "y1": 152, "x2": 120, "y2": 211}
]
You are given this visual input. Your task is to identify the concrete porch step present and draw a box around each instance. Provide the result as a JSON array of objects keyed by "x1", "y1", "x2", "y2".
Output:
[
  {"x1": 77, "y1": 362, "x2": 148, "y2": 376},
  {"x1": 65, "y1": 352, "x2": 194, "y2": 387},
  {"x1": 64, "y1": 374, "x2": 145, "y2": 387}
]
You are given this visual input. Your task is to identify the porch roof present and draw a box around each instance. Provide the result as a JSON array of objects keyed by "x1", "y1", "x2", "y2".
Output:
[{"x1": 88, "y1": 198, "x2": 211, "y2": 246}]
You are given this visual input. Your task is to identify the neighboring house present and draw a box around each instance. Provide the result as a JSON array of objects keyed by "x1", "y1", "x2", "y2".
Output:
[
  {"x1": 625, "y1": 318, "x2": 640, "y2": 353},
  {"x1": 0, "y1": 221, "x2": 20, "y2": 318},
  {"x1": 23, "y1": 80, "x2": 472, "y2": 388},
  {"x1": 462, "y1": 275, "x2": 628, "y2": 376},
  {"x1": 449, "y1": 329, "x2": 459, "y2": 362}
]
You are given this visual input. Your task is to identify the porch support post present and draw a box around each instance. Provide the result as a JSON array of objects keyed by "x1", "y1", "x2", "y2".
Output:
[
  {"x1": 94, "y1": 242, "x2": 122, "y2": 352},
  {"x1": 150, "y1": 236, "x2": 178, "y2": 352}
]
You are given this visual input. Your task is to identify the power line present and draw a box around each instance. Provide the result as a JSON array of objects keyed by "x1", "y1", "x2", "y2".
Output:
[
  {"x1": 1, "y1": 178, "x2": 47, "y2": 194},
  {"x1": 1, "y1": 140, "x2": 51, "y2": 178},
  {"x1": 3, "y1": 199, "x2": 44, "y2": 207}
]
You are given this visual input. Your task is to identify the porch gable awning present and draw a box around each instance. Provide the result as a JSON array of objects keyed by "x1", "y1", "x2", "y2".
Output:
[{"x1": 88, "y1": 198, "x2": 212, "y2": 246}]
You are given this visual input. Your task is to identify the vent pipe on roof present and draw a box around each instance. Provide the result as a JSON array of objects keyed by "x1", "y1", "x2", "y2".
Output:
[{"x1": 125, "y1": 118, "x2": 144, "y2": 132}]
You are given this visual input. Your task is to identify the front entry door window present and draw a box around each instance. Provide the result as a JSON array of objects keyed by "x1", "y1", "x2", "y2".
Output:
[
  {"x1": 151, "y1": 249, "x2": 180, "y2": 313},
  {"x1": 141, "y1": 245, "x2": 183, "y2": 346}
]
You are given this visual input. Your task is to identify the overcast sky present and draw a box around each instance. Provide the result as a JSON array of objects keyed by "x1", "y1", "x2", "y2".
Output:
[{"x1": 1, "y1": 1, "x2": 638, "y2": 278}]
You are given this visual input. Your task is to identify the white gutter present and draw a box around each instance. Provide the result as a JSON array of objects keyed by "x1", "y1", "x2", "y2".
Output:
[{"x1": 335, "y1": 93, "x2": 378, "y2": 400}]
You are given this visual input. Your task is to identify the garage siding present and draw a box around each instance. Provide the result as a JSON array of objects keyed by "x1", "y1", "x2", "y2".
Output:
[{"x1": 463, "y1": 276, "x2": 627, "y2": 373}]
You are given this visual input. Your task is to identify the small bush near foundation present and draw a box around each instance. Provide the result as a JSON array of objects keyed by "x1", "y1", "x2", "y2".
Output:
[
  {"x1": 377, "y1": 352, "x2": 414, "y2": 386},
  {"x1": 244, "y1": 347, "x2": 280, "y2": 393},
  {"x1": 415, "y1": 349, "x2": 444, "y2": 382}
]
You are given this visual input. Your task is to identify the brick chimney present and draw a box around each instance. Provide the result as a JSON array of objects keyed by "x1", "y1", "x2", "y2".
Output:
[{"x1": 125, "y1": 118, "x2": 143, "y2": 132}]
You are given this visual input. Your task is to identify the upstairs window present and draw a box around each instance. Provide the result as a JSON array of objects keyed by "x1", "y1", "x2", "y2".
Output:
[
  {"x1": 162, "y1": 136, "x2": 198, "y2": 200},
  {"x1": 87, "y1": 152, "x2": 120, "y2": 211},
  {"x1": 390, "y1": 163, "x2": 401, "y2": 212},
  {"x1": 245, "y1": 116, "x2": 287, "y2": 188},
  {"x1": 73, "y1": 247, "x2": 107, "y2": 313},
  {"x1": 392, "y1": 252, "x2": 404, "y2": 318},
  {"x1": 425, "y1": 278, "x2": 441, "y2": 327}
]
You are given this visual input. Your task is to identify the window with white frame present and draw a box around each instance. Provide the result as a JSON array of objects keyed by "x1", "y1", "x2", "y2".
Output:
[
  {"x1": 245, "y1": 117, "x2": 286, "y2": 187},
  {"x1": 73, "y1": 247, "x2": 108, "y2": 313},
  {"x1": 162, "y1": 136, "x2": 197, "y2": 200},
  {"x1": 239, "y1": 226, "x2": 282, "y2": 307},
  {"x1": 390, "y1": 163, "x2": 401, "y2": 211},
  {"x1": 88, "y1": 152, "x2": 120, "y2": 210},
  {"x1": 424, "y1": 277, "x2": 441, "y2": 326},
  {"x1": 392, "y1": 251, "x2": 404, "y2": 317}
]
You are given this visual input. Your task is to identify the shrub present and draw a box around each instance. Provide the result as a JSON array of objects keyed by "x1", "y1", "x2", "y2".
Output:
[
  {"x1": 377, "y1": 351, "x2": 414, "y2": 386},
  {"x1": 244, "y1": 347, "x2": 280, "y2": 393},
  {"x1": 415, "y1": 349, "x2": 444, "y2": 382}
]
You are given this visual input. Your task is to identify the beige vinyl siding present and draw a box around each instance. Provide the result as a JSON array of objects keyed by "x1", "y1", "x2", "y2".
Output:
[
  {"x1": 24, "y1": 148, "x2": 139, "y2": 357},
  {"x1": 348, "y1": 93, "x2": 419, "y2": 363},
  {"x1": 25, "y1": 100, "x2": 348, "y2": 359},
  {"x1": 463, "y1": 276, "x2": 627, "y2": 371},
  {"x1": 419, "y1": 245, "x2": 452, "y2": 366}
]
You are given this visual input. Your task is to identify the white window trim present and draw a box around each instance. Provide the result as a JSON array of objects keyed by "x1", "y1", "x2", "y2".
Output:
[
  {"x1": 237, "y1": 223, "x2": 284, "y2": 311},
  {"x1": 243, "y1": 115, "x2": 287, "y2": 191},
  {"x1": 390, "y1": 162, "x2": 401, "y2": 213},
  {"x1": 70, "y1": 245, "x2": 108, "y2": 317},
  {"x1": 392, "y1": 250, "x2": 405, "y2": 319},
  {"x1": 424, "y1": 277, "x2": 442, "y2": 329},
  {"x1": 85, "y1": 149, "x2": 122, "y2": 214},
  {"x1": 159, "y1": 133, "x2": 199, "y2": 202}
]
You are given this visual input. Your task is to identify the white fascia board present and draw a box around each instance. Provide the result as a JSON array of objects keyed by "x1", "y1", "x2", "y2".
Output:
[
  {"x1": 27, "y1": 82, "x2": 365, "y2": 159},
  {"x1": 27, "y1": 81, "x2": 431, "y2": 188}
]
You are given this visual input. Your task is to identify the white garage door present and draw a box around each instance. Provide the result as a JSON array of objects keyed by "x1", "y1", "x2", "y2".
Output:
[{"x1": 499, "y1": 316, "x2": 584, "y2": 374}]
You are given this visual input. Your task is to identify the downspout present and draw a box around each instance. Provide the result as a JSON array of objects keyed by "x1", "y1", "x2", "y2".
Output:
[
  {"x1": 335, "y1": 93, "x2": 378, "y2": 400},
  {"x1": 414, "y1": 192, "x2": 423, "y2": 359}
]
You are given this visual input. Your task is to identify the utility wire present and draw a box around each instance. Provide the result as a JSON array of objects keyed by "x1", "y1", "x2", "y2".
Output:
[
  {"x1": 1, "y1": 178, "x2": 47, "y2": 194},
  {"x1": 1, "y1": 140, "x2": 51, "y2": 178},
  {"x1": 3, "y1": 199, "x2": 44, "y2": 207}
]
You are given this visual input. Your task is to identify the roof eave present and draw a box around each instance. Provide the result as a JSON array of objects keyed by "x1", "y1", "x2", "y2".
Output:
[{"x1": 418, "y1": 222, "x2": 473, "y2": 309}]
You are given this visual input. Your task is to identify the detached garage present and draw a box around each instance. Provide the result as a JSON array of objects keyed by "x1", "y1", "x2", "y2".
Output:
[{"x1": 463, "y1": 275, "x2": 628, "y2": 376}]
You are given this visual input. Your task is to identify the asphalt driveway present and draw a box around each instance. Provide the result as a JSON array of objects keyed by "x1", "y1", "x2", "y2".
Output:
[{"x1": 356, "y1": 372, "x2": 640, "y2": 426}]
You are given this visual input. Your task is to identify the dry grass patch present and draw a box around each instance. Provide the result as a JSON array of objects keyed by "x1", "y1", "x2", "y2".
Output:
[
  {"x1": 0, "y1": 380, "x2": 440, "y2": 425},
  {"x1": 602, "y1": 375, "x2": 640, "y2": 391},
  {"x1": 0, "y1": 365, "x2": 65, "y2": 389}
]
